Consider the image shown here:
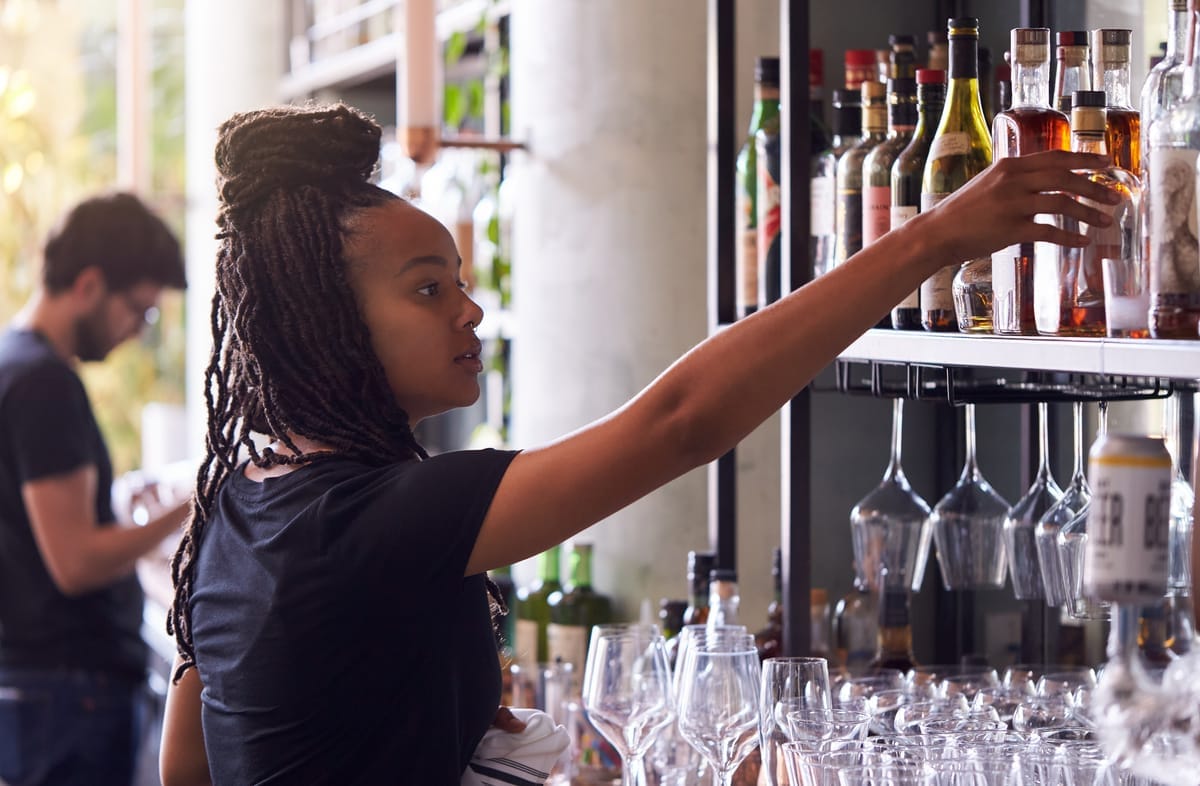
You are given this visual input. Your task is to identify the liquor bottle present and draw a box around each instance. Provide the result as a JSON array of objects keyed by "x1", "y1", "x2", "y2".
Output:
[
  {"x1": 1139, "y1": 599, "x2": 1177, "y2": 669},
  {"x1": 927, "y1": 29, "x2": 949, "y2": 71},
  {"x1": 1141, "y1": 0, "x2": 1189, "y2": 143},
  {"x1": 810, "y1": 588, "x2": 833, "y2": 661},
  {"x1": 875, "y1": 49, "x2": 891, "y2": 83},
  {"x1": 833, "y1": 572, "x2": 878, "y2": 675},
  {"x1": 1052, "y1": 31, "x2": 1092, "y2": 110},
  {"x1": 863, "y1": 77, "x2": 916, "y2": 250},
  {"x1": 813, "y1": 89, "x2": 864, "y2": 277},
  {"x1": 756, "y1": 78, "x2": 784, "y2": 309},
  {"x1": 869, "y1": 584, "x2": 918, "y2": 672},
  {"x1": 683, "y1": 551, "x2": 715, "y2": 628},
  {"x1": 547, "y1": 542, "x2": 613, "y2": 688},
  {"x1": 1091, "y1": 29, "x2": 1140, "y2": 173},
  {"x1": 754, "y1": 548, "x2": 784, "y2": 661},
  {"x1": 834, "y1": 80, "x2": 887, "y2": 268},
  {"x1": 845, "y1": 49, "x2": 877, "y2": 92},
  {"x1": 995, "y1": 54, "x2": 1012, "y2": 114},
  {"x1": 920, "y1": 17, "x2": 993, "y2": 333},
  {"x1": 979, "y1": 45, "x2": 995, "y2": 123},
  {"x1": 736, "y1": 57, "x2": 780, "y2": 319},
  {"x1": 991, "y1": 28, "x2": 1071, "y2": 336},
  {"x1": 707, "y1": 568, "x2": 741, "y2": 629},
  {"x1": 514, "y1": 546, "x2": 561, "y2": 671},
  {"x1": 1035, "y1": 91, "x2": 1141, "y2": 336},
  {"x1": 890, "y1": 68, "x2": 946, "y2": 330},
  {"x1": 659, "y1": 599, "x2": 687, "y2": 641},
  {"x1": 890, "y1": 34, "x2": 918, "y2": 80},
  {"x1": 490, "y1": 565, "x2": 518, "y2": 652},
  {"x1": 1168, "y1": 592, "x2": 1196, "y2": 655},
  {"x1": 1147, "y1": 9, "x2": 1200, "y2": 339}
]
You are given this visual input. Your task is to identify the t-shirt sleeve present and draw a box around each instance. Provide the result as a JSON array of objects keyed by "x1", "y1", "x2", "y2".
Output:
[
  {"x1": 348, "y1": 449, "x2": 518, "y2": 596},
  {"x1": 3, "y1": 362, "x2": 94, "y2": 483}
]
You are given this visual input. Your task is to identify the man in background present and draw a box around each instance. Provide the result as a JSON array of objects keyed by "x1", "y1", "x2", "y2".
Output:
[{"x1": 0, "y1": 192, "x2": 190, "y2": 785}]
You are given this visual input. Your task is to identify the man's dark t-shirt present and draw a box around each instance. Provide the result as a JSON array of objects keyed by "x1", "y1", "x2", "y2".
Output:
[
  {"x1": 191, "y1": 449, "x2": 517, "y2": 785},
  {"x1": 0, "y1": 328, "x2": 146, "y2": 680}
]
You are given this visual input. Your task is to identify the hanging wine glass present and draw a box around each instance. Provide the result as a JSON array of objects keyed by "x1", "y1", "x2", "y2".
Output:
[
  {"x1": 1164, "y1": 392, "x2": 1195, "y2": 595},
  {"x1": 1036, "y1": 401, "x2": 1091, "y2": 607},
  {"x1": 1005, "y1": 402, "x2": 1064, "y2": 600},
  {"x1": 930, "y1": 403, "x2": 1011, "y2": 590},
  {"x1": 850, "y1": 398, "x2": 933, "y2": 593},
  {"x1": 1059, "y1": 402, "x2": 1110, "y2": 620}
]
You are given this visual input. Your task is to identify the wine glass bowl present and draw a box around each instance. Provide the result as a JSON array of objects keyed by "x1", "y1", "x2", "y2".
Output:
[
  {"x1": 675, "y1": 637, "x2": 762, "y2": 786},
  {"x1": 1005, "y1": 402, "x2": 1064, "y2": 599},
  {"x1": 1036, "y1": 401, "x2": 1092, "y2": 607},
  {"x1": 931, "y1": 404, "x2": 1011, "y2": 590}
]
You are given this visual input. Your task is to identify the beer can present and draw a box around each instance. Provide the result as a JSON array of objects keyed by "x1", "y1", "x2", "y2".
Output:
[{"x1": 1084, "y1": 434, "x2": 1172, "y2": 603}]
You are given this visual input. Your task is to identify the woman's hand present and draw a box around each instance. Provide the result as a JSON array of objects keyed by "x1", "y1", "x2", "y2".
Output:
[
  {"x1": 492, "y1": 706, "x2": 527, "y2": 734},
  {"x1": 920, "y1": 149, "x2": 1122, "y2": 265}
]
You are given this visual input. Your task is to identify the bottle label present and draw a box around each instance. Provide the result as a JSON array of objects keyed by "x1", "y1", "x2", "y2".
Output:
[
  {"x1": 928, "y1": 131, "x2": 970, "y2": 161},
  {"x1": 862, "y1": 186, "x2": 891, "y2": 247},
  {"x1": 920, "y1": 193, "x2": 956, "y2": 312},
  {"x1": 514, "y1": 619, "x2": 539, "y2": 672},
  {"x1": 810, "y1": 175, "x2": 835, "y2": 237},
  {"x1": 890, "y1": 204, "x2": 921, "y2": 305},
  {"x1": 736, "y1": 185, "x2": 758, "y2": 313},
  {"x1": 1148, "y1": 147, "x2": 1200, "y2": 296},
  {"x1": 546, "y1": 623, "x2": 588, "y2": 691},
  {"x1": 1085, "y1": 455, "x2": 1172, "y2": 601},
  {"x1": 836, "y1": 188, "x2": 862, "y2": 265}
]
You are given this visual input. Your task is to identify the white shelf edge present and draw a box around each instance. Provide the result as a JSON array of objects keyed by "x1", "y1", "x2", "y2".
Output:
[
  {"x1": 838, "y1": 329, "x2": 1200, "y2": 380},
  {"x1": 280, "y1": 34, "x2": 400, "y2": 100}
]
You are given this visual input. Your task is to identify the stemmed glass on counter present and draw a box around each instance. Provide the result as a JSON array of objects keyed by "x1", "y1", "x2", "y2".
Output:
[
  {"x1": 581, "y1": 623, "x2": 675, "y2": 786},
  {"x1": 1036, "y1": 401, "x2": 1091, "y2": 607},
  {"x1": 674, "y1": 631, "x2": 761, "y2": 786},
  {"x1": 930, "y1": 403, "x2": 1011, "y2": 589},
  {"x1": 1004, "y1": 402, "x2": 1064, "y2": 600},
  {"x1": 849, "y1": 398, "x2": 933, "y2": 593},
  {"x1": 758, "y1": 657, "x2": 832, "y2": 786}
]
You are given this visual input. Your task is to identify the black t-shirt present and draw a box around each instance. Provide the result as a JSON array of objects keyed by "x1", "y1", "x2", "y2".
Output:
[
  {"x1": 0, "y1": 328, "x2": 146, "y2": 679},
  {"x1": 191, "y1": 449, "x2": 518, "y2": 785}
]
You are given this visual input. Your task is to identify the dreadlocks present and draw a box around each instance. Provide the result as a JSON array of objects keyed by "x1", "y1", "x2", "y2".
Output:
[{"x1": 167, "y1": 104, "x2": 431, "y2": 680}]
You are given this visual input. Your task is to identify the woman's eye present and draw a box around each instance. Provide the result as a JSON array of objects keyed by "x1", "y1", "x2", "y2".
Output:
[{"x1": 417, "y1": 282, "x2": 439, "y2": 296}]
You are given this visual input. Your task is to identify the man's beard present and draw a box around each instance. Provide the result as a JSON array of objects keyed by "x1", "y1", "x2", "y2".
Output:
[{"x1": 74, "y1": 307, "x2": 112, "y2": 362}]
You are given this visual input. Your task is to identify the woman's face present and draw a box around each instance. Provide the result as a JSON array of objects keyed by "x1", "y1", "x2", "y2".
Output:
[{"x1": 344, "y1": 199, "x2": 484, "y2": 424}]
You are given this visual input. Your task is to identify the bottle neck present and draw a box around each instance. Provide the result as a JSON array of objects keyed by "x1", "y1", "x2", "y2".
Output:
[
  {"x1": 888, "y1": 86, "x2": 917, "y2": 133},
  {"x1": 538, "y1": 546, "x2": 561, "y2": 585},
  {"x1": 1187, "y1": 11, "x2": 1200, "y2": 97},
  {"x1": 914, "y1": 87, "x2": 946, "y2": 140},
  {"x1": 1055, "y1": 47, "x2": 1092, "y2": 102},
  {"x1": 567, "y1": 547, "x2": 593, "y2": 589},
  {"x1": 1011, "y1": 59, "x2": 1052, "y2": 109},
  {"x1": 750, "y1": 85, "x2": 781, "y2": 131},
  {"x1": 1072, "y1": 129, "x2": 1109, "y2": 155},
  {"x1": 876, "y1": 588, "x2": 913, "y2": 656},
  {"x1": 1168, "y1": 0, "x2": 1188, "y2": 59},
  {"x1": 946, "y1": 35, "x2": 985, "y2": 131},
  {"x1": 863, "y1": 100, "x2": 888, "y2": 135},
  {"x1": 709, "y1": 580, "x2": 740, "y2": 624},
  {"x1": 1099, "y1": 60, "x2": 1134, "y2": 109}
]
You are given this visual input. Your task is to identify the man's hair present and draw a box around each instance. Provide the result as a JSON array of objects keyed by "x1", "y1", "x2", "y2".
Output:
[
  {"x1": 168, "y1": 103, "x2": 433, "y2": 680},
  {"x1": 42, "y1": 192, "x2": 187, "y2": 293}
]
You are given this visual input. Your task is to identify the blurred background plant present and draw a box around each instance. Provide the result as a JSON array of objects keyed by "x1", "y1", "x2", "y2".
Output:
[{"x1": 0, "y1": 0, "x2": 187, "y2": 474}]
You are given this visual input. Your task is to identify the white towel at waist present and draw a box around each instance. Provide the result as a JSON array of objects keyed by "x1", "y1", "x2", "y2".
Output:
[{"x1": 461, "y1": 708, "x2": 570, "y2": 786}]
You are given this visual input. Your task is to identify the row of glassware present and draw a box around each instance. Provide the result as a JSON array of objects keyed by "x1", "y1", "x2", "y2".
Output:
[
  {"x1": 848, "y1": 396, "x2": 1193, "y2": 621},
  {"x1": 578, "y1": 622, "x2": 1199, "y2": 786}
]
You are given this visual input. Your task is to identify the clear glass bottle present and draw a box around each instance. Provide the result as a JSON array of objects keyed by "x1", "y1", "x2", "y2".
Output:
[
  {"x1": 1147, "y1": 14, "x2": 1200, "y2": 340},
  {"x1": 834, "y1": 80, "x2": 887, "y2": 268},
  {"x1": 1037, "y1": 402, "x2": 1091, "y2": 608},
  {"x1": 706, "y1": 568, "x2": 740, "y2": 630},
  {"x1": 1004, "y1": 402, "x2": 1064, "y2": 600},
  {"x1": 1035, "y1": 91, "x2": 1141, "y2": 337},
  {"x1": 1052, "y1": 31, "x2": 1092, "y2": 110},
  {"x1": 737, "y1": 57, "x2": 780, "y2": 319},
  {"x1": 891, "y1": 69, "x2": 946, "y2": 329},
  {"x1": 920, "y1": 18, "x2": 993, "y2": 333},
  {"x1": 813, "y1": 89, "x2": 862, "y2": 278},
  {"x1": 849, "y1": 399, "x2": 932, "y2": 594},
  {"x1": 834, "y1": 573, "x2": 878, "y2": 676},
  {"x1": 1140, "y1": 0, "x2": 1189, "y2": 159},
  {"x1": 991, "y1": 28, "x2": 1070, "y2": 336},
  {"x1": 1091, "y1": 29, "x2": 1140, "y2": 174}
]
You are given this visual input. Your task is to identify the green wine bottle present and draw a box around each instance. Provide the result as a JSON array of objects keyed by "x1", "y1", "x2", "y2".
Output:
[
  {"x1": 514, "y1": 546, "x2": 561, "y2": 672},
  {"x1": 920, "y1": 17, "x2": 993, "y2": 333},
  {"x1": 547, "y1": 542, "x2": 612, "y2": 688}
]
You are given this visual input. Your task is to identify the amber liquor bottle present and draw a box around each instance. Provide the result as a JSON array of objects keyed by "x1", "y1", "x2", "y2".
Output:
[
  {"x1": 1091, "y1": 28, "x2": 1140, "y2": 173},
  {"x1": 869, "y1": 586, "x2": 917, "y2": 672},
  {"x1": 990, "y1": 28, "x2": 1069, "y2": 336}
]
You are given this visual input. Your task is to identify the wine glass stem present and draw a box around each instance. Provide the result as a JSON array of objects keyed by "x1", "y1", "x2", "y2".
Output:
[
  {"x1": 963, "y1": 403, "x2": 978, "y2": 476},
  {"x1": 887, "y1": 397, "x2": 904, "y2": 478},
  {"x1": 1037, "y1": 401, "x2": 1050, "y2": 476},
  {"x1": 1072, "y1": 401, "x2": 1084, "y2": 481},
  {"x1": 621, "y1": 756, "x2": 638, "y2": 786}
]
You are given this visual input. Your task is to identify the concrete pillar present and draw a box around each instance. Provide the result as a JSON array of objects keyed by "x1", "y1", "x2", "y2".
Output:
[
  {"x1": 183, "y1": 1, "x2": 286, "y2": 455},
  {"x1": 509, "y1": 2, "x2": 780, "y2": 618}
]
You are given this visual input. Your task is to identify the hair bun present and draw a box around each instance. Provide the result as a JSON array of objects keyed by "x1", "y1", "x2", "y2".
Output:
[{"x1": 215, "y1": 103, "x2": 382, "y2": 210}]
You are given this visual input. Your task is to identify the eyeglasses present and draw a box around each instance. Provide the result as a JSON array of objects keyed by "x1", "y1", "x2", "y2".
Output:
[{"x1": 118, "y1": 292, "x2": 160, "y2": 326}]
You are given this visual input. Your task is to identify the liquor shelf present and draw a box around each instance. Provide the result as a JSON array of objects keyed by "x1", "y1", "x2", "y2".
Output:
[{"x1": 839, "y1": 329, "x2": 1200, "y2": 380}]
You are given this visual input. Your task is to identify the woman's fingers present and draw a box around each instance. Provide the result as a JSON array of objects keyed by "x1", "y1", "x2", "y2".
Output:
[
  {"x1": 1025, "y1": 192, "x2": 1115, "y2": 229},
  {"x1": 492, "y1": 705, "x2": 527, "y2": 733}
]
